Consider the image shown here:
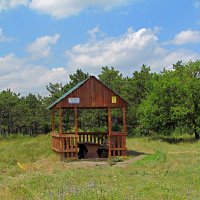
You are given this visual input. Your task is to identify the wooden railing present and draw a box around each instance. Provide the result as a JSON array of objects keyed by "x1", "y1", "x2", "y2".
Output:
[
  {"x1": 52, "y1": 133, "x2": 78, "y2": 158},
  {"x1": 110, "y1": 132, "x2": 126, "y2": 157},
  {"x1": 52, "y1": 131, "x2": 126, "y2": 159},
  {"x1": 78, "y1": 132, "x2": 108, "y2": 144}
]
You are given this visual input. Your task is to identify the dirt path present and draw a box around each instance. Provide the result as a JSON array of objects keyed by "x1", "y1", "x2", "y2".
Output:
[
  {"x1": 115, "y1": 155, "x2": 146, "y2": 168},
  {"x1": 61, "y1": 155, "x2": 146, "y2": 169},
  {"x1": 24, "y1": 154, "x2": 146, "y2": 172}
]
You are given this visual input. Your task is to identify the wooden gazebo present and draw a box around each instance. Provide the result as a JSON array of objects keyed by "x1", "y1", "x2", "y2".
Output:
[{"x1": 47, "y1": 76, "x2": 128, "y2": 159}]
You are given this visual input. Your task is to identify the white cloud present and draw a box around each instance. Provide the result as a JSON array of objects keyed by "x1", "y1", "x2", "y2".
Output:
[
  {"x1": 88, "y1": 26, "x2": 106, "y2": 41},
  {"x1": 29, "y1": 0, "x2": 130, "y2": 18},
  {"x1": 66, "y1": 28, "x2": 158, "y2": 73},
  {"x1": 1, "y1": 27, "x2": 199, "y2": 95},
  {"x1": 26, "y1": 34, "x2": 60, "y2": 60},
  {"x1": 148, "y1": 49, "x2": 199, "y2": 71},
  {"x1": 0, "y1": 54, "x2": 68, "y2": 95},
  {"x1": 170, "y1": 29, "x2": 200, "y2": 45},
  {"x1": 65, "y1": 27, "x2": 200, "y2": 74},
  {"x1": 0, "y1": 0, "x2": 28, "y2": 11}
]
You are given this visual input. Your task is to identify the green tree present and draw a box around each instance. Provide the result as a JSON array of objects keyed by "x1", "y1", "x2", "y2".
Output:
[
  {"x1": 138, "y1": 61, "x2": 200, "y2": 139},
  {"x1": 98, "y1": 66, "x2": 124, "y2": 94},
  {"x1": 0, "y1": 90, "x2": 21, "y2": 134},
  {"x1": 124, "y1": 65, "x2": 152, "y2": 135},
  {"x1": 68, "y1": 69, "x2": 90, "y2": 87},
  {"x1": 21, "y1": 94, "x2": 50, "y2": 136}
]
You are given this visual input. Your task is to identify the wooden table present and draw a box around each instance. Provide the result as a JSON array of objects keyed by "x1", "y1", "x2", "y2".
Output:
[{"x1": 78, "y1": 142, "x2": 100, "y2": 159}]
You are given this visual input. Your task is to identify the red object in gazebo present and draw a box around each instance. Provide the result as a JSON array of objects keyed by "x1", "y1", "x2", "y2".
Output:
[{"x1": 47, "y1": 76, "x2": 128, "y2": 159}]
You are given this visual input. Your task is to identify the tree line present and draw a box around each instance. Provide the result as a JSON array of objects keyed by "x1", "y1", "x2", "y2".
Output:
[{"x1": 0, "y1": 60, "x2": 199, "y2": 139}]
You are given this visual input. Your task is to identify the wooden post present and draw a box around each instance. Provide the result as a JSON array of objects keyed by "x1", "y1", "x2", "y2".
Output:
[
  {"x1": 59, "y1": 108, "x2": 63, "y2": 157},
  {"x1": 51, "y1": 110, "x2": 55, "y2": 152},
  {"x1": 59, "y1": 108, "x2": 62, "y2": 136},
  {"x1": 108, "y1": 107, "x2": 112, "y2": 158},
  {"x1": 74, "y1": 107, "x2": 78, "y2": 158},
  {"x1": 74, "y1": 107, "x2": 78, "y2": 135},
  {"x1": 52, "y1": 110, "x2": 55, "y2": 135},
  {"x1": 122, "y1": 106, "x2": 126, "y2": 156}
]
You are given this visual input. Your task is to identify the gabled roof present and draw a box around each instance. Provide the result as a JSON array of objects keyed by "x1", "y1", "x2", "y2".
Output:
[
  {"x1": 46, "y1": 77, "x2": 89, "y2": 109},
  {"x1": 47, "y1": 76, "x2": 128, "y2": 109}
]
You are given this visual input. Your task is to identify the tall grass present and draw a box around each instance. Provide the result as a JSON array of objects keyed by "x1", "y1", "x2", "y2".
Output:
[{"x1": 0, "y1": 135, "x2": 200, "y2": 199}]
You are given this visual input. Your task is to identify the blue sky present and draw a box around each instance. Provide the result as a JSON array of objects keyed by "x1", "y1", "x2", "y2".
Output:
[{"x1": 0, "y1": 0, "x2": 200, "y2": 95}]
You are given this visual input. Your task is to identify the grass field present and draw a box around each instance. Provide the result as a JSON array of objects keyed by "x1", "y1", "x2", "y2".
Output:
[{"x1": 0, "y1": 134, "x2": 200, "y2": 200}]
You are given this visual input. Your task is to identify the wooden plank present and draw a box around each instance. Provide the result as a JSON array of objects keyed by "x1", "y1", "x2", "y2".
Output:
[
  {"x1": 60, "y1": 149, "x2": 78, "y2": 153},
  {"x1": 122, "y1": 136, "x2": 126, "y2": 156},
  {"x1": 74, "y1": 107, "x2": 78, "y2": 135},
  {"x1": 110, "y1": 148, "x2": 126, "y2": 150},
  {"x1": 59, "y1": 108, "x2": 62, "y2": 136},
  {"x1": 52, "y1": 147, "x2": 60, "y2": 152},
  {"x1": 123, "y1": 106, "x2": 127, "y2": 156},
  {"x1": 74, "y1": 107, "x2": 78, "y2": 158},
  {"x1": 118, "y1": 136, "x2": 120, "y2": 156},
  {"x1": 52, "y1": 134, "x2": 78, "y2": 138},
  {"x1": 78, "y1": 132, "x2": 108, "y2": 135},
  {"x1": 110, "y1": 133, "x2": 126, "y2": 136},
  {"x1": 66, "y1": 137, "x2": 70, "y2": 158},
  {"x1": 108, "y1": 107, "x2": 112, "y2": 158}
]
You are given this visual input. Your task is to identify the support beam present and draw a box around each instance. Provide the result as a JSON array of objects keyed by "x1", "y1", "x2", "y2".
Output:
[
  {"x1": 122, "y1": 106, "x2": 127, "y2": 156},
  {"x1": 59, "y1": 108, "x2": 63, "y2": 156},
  {"x1": 108, "y1": 107, "x2": 112, "y2": 158},
  {"x1": 59, "y1": 108, "x2": 62, "y2": 136},
  {"x1": 74, "y1": 107, "x2": 78, "y2": 135},
  {"x1": 74, "y1": 107, "x2": 78, "y2": 157},
  {"x1": 52, "y1": 111, "x2": 55, "y2": 135}
]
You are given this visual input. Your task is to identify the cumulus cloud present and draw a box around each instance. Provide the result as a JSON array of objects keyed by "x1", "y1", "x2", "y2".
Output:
[
  {"x1": 29, "y1": 0, "x2": 130, "y2": 18},
  {"x1": 66, "y1": 28, "x2": 158, "y2": 73},
  {"x1": 26, "y1": 34, "x2": 60, "y2": 60},
  {"x1": 0, "y1": 0, "x2": 28, "y2": 11},
  {"x1": 1, "y1": 27, "x2": 199, "y2": 95},
  {"x1": 170, "y1": 29, "x2": 200, "y2": 45},
  {"x1": 0, "y1": 54, "x2": 68, "y2": 95},
  {"x1": 148, "y1": 49, "x2": 199, "y2": 71},
  {"x1": 65, "y1": 27, "x2": 200, "y2": 74},
  {"x1": 0, "y1": 0, "x2": 131, "y2": 17}
]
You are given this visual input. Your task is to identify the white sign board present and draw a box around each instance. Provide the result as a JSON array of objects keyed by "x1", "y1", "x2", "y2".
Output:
[{"x1": 68, "y1": 98, "x2": 80, "y2": 104}]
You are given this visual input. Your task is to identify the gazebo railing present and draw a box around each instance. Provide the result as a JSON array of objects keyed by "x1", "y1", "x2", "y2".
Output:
[
  {"x1": 78, "y1": 132, "x2": 108, "y2": 144},
  {"x1": 52, "y1": 133, "x2": 78, "y2": 158},
  {"x1": 110, "y1": 132, "x2": 126, "y2": 156},
  {"x1": 52, "y1": 131, "x2": 126, "y2": 158}
]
